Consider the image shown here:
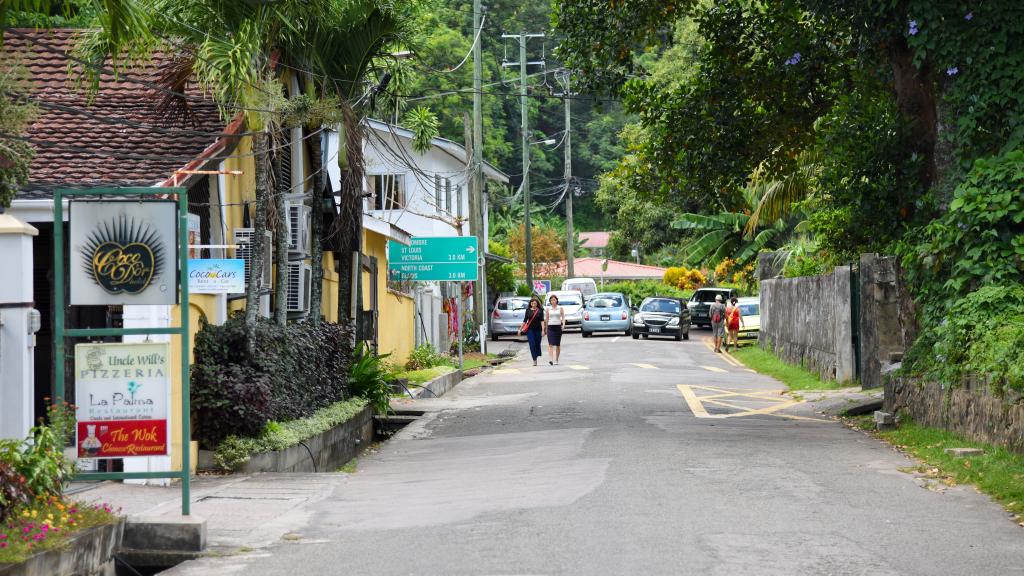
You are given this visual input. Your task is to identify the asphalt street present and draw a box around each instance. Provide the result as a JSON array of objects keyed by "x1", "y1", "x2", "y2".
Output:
[{"x1": 168, "y1": 331, "x2": 1024, "y2": 575}]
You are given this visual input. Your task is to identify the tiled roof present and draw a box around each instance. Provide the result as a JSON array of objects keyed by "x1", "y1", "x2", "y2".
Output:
[
  {"x1": 548, "y1": 258, "x2": 667, "y2": 279},
  {"x1": 4, "y1": 29, "x2": 226, "y2": 199},
  {"x1": 579, "y1": 231, "x2": 610, "y2": 248}
]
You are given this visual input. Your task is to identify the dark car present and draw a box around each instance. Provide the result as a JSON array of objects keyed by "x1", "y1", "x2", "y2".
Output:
[
  {"x1": 687, "y1": 288, "x2": 740, "y2": 328},
  {"x1": 631, "y1": 296, "x2": 691, "y2": 341}
]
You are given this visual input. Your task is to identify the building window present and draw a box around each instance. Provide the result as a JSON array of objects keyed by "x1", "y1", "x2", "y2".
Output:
[
  {"x1": 372, "y1": 174, "x2": 404, "y2": 210},
  {"x1": 456, "y1": 185, "x2": 463, "y2": 218},
  {"x1": 445, "y1": 178, "x2": 452, "y2": 213},
  {"x1": 434, "y1": 174, "x2": 442, "y2": 208}
]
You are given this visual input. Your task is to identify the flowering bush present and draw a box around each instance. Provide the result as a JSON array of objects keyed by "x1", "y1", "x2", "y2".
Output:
[
  {"x1": 664, "y1": 266, "x2": 706, "y2": 291},
  {"x1": 0, "y1": 495, "x2": 119, "y2": 564}
]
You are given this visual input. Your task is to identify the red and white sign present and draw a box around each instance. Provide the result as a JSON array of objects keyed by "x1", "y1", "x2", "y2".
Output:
[{"x1": 75, "y1": 342, "x2": 170, "y2": 459}]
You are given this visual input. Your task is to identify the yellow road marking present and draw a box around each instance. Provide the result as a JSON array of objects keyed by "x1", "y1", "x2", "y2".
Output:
[
  {"x1": 568, "y1": 364, "x2": 589, "y2": 370},
  {"x1": 632, "y1": 363, "x2": 658, "y2": 370},
  {"x1": 676, "y1": 384, "x2": 829, "y2": 422},
  {"x1": 493, "y1": 368, "x2": 520, "y2": 375},
  {"x1": 721, "y1": 349, "x2": 742, "y2": 367},
  {"x1": 700, "y1": 365, "x2": 728, "y2": 373},
  {"x1": 677, "y1": 385, "x2": 713, "y2": 418}
]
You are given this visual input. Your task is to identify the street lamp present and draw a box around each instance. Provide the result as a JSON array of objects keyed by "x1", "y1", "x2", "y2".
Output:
[{"x1": 523, "y1": 135, "x2": 559, "y2": 291}]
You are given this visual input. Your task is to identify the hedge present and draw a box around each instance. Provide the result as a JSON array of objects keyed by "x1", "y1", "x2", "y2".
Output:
[{"x1": 191, "y1": 313, "x2": 353, "y2": 448}]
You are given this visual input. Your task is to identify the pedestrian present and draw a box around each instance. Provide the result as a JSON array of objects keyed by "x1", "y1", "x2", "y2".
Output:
[
  {"x1": 517, "y1": 296, "x2": 545, "y2": 366},
  {"x1": 709, "y1": 294, "x2": 727, "y2": 353},
  {"x1": 544, "y1": 294, "x2": 565, "y2": 365},
  {"x1": 725, "y1": 297, "x2": 743, "y2": 352}
]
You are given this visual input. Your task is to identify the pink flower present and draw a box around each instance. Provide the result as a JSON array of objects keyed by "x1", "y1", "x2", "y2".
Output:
[{"x1": 0, "y1": 542, "x2": 7, "y2": 549}]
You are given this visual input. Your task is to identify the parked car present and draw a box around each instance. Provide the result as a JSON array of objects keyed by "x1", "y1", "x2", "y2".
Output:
[
  {"x1": 687, "y1": 287, "x2": 740, "y2": 328},
  {"x1": 545, "y1": 290, "x2": 585, "y2": 330},
  {"x1": 489, "y1": 296, "x2": 531, "y2": 340},
  {"x1": 581, "y1": 292, "x2": 631, "y2": 337},
  {"x1": 631, "y1": 296, "x2": 691, "y2": 341},
  {"x1": 736, "y1": 296, "x2": 761, "y2": 341},
  {"x1": 561, "y1": 277, "x2": 598, "y2": 302}
]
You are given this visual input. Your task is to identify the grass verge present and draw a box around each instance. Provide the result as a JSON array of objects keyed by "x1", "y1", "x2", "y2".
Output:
[
  {"x1": 392, "y1": 365, "x2": 455, "y2": 385},
  {"x1": 730, "y1": 345, "x2": 842, "y2": 391},
  {"x1": 847, "y1": 415, "x2": 1024, "y2": 520}
]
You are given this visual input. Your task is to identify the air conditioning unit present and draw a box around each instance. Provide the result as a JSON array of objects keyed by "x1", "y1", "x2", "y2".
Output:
[
  {"x1": 286, "y1": 261, "x2": 312, "y2": 314},
  {"x1": 233, "y1": 228, "x2": 273, "y2": 289},
  {"x1": 286, "y1": 201, "x2": 311, "y2": 255}
]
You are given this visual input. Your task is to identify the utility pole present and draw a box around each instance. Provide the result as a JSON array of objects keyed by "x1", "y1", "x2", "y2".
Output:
[
  {"x1": 472, "y1": 0, "x2": 487, "y2": 350},
  {"x1": 502, "y1": 32, "x2": 544, "y2": 290},
  {"x1": 560, "y1": 70, "x2": 574, "y2": 279}
]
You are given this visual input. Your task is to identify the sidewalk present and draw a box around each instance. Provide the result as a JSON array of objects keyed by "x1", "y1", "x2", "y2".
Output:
[{"x1": 69, "y1": 472, "x2": 343, "y2": 551}]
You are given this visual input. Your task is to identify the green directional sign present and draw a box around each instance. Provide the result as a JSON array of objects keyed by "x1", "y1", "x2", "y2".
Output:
[{"x1": 388, "y1": 236, "x2": 479, "y2": 281}]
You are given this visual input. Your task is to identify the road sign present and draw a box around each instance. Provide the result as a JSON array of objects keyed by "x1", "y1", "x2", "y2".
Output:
[{"x1": 388, "y1": 236, "x2": 479, "y2": 281}]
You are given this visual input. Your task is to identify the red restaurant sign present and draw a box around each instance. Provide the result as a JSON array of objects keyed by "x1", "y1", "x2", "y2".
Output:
[{"x1": 75, "y1": 342, "x2": 170, "y2": 459}]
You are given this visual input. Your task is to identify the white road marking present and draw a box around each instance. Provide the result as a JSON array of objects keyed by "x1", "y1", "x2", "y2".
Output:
[
  {"x1": 631, "y1": 363, "x2": 658, "y2": 370},
  {"x1": 611, "y1": 337, "x2": 621, "y2": 343},
  {"x1": 700, "y1": 365, "x2": 728, "y2": 373},
  {"x1": 568, "y1": 365, "x2": 589, "y2": 370},
  {"x1": 493, "y1": 368, "x2": 521, "y2": 375}
]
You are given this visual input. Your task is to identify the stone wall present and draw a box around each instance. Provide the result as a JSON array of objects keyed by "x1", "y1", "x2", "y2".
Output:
[
  {"x1": 886, "y1": 376, "x2": 1024, "y2": 453},
  {"x1": 858, "y1": 254, "x2": 906, "y2": 389},
  {"x1": 759, "y1": 267, "x2": 855, "y2": 383}
]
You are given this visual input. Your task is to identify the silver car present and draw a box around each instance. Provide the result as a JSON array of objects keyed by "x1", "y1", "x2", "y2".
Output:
[
  {"x1": 545, "y1": 290, "x2": 584, "y2": 330},
  {"x1": 489, "y1": 296, "x2": 531, "y2": 340}
]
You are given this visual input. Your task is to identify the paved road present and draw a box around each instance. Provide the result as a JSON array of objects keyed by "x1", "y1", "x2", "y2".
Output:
[{"x1": 169, "y1": 331, "x2": 1024, "y2": 575}]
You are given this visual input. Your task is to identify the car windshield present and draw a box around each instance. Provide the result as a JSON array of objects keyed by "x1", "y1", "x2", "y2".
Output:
[
  {"x1": 588, "y1": 296, "x2": 623, "y2": 308},
  {"x1": 641, "y1": 299, "x2": 680, "y2": 314},
  {"x1": 555, "y1": 297, "x2": 581, "y2": 307},
  {"x1": 693, "y1": 291, "x2": 724, "y2": 303},
  {"x1": 510, "y1": 300, "x2": 528, "y2": 311},
  {"x1": 739, "y1": 303, "x2": 759, "y2": 315}
]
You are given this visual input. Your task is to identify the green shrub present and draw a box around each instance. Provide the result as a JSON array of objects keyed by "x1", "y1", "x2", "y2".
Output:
[
  {"x1": 515, "y1": 282, "x2": 534, "y2": 297},
  {"x1": 191, "y1": 313, "x2": 353, "y2": 449},
  {"x1": 901, "y1": 149, "x2": 1024, "y2": 314},
  {"x1": 214, "y1": 398, "x2": 368, "y2": 469},
  {"x1": 350, "y1": 343, "x2": 393, "y2": 414},
  {"x1": 901, "y1": 285, "x2": 1024, "y2": 393},
  {"x1": 0, "y1": 424, "x2": 73, "y2": 521},
  {"x1": 404, "y1": 343, "x2": 448, "y2": 371}
]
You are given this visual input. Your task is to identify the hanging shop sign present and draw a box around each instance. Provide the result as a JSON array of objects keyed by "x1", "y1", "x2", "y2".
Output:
[
  {"x1": 188, "y1": 258, "x2": 245, "y2": 294},
  {"x1": 69, "y1": 200, "x2": 178, "y2": 305},
  {"x1": 74, "y1": 342, "x2": 170, "y2": 459}
]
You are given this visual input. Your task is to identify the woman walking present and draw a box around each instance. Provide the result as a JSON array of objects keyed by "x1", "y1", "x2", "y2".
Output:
[
  {"x1": 517, "y1": 296, "x2": 545, "y2": 366},
  {"x1": 725, "y1": 296, "x2": 743, "y2": 352},
  {"x1": 545, "y1": 294, "x2": 565, "y2": 365}
]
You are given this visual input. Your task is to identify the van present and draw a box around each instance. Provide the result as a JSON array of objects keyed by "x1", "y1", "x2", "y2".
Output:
[{"x1": 561, "y1": 278, "x2": 598, "y2": 300}]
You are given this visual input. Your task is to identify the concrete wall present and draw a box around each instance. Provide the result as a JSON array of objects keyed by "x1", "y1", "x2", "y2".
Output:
[
  {"x1": 0, "y1": 520, "x2": 123, "y2": 576},
  {"x1": 759, "y1": 266, "x2": 855, "y2": 383},
  {"x1": 859, "y1": 254, "x2": 906, "y2": 389}
]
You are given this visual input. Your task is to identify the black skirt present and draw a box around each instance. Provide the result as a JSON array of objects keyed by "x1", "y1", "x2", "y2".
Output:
[{"x1": 547, "y1": 325, "x2": 563, "y2": 345}]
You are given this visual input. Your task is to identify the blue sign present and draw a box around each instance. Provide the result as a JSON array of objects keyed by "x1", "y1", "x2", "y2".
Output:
[
  {"x1": 187, "y1": 259, "x2": 245, "y2": 294},
  {"x1": 533, "y1": 280, "x2": 551, "y2": 295}
]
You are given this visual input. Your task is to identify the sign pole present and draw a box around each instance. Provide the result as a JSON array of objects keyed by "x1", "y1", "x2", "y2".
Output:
[
  {"x1": 457, "y1": 281, "x2": 464, "y2": 371},
  {"x1": 177, "y1": 189, "x2": 192, "y2": 516}
]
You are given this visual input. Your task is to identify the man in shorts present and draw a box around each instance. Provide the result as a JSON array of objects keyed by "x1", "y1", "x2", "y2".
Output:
[{"x1": 709, "y1": 294, "x2": 727, "y2": 353}]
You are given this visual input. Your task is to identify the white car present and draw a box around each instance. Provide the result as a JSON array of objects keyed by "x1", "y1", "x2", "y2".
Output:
[
  {"x1": 736, "y1": 297, "x2": 761, "y2": 340},
  {"x1": 561, "y1": 277, "x2": 598, "y2": 301},
  {"x1": 544, "y1": 290, "x2": 585, "y2": 330}
]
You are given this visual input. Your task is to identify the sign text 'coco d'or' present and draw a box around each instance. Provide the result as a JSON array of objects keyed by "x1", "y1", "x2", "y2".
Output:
[
  {"x1": 75, "y1": 342, "x2": 170, "y2": 458},
  {"x1": 70, "y1": 200, "x2": 178, "y2": 305}
]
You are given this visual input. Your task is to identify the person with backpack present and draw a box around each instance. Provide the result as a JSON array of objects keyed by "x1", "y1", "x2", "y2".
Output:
[
  {"x1": 517, "y1": 296, "x2": 545, "y2": 366},
  {"x1": 725, "y1": 296, "x2": 744, "y2": 352},
  {"x1": 709, "y1": 294, "x2": 727, "y2": 353}
]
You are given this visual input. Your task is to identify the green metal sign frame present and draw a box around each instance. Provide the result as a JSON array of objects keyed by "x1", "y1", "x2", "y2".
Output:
[{"x1": 53, "y1": 187, "x2": 192, "y2": 515}]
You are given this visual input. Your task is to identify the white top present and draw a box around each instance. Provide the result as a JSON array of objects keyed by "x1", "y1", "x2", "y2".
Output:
[{"x1": 545, "y1": 306, "x2": 565, "y2": 327}]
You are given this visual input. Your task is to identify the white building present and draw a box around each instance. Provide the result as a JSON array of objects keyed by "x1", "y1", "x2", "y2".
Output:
[{"x1": 327, "y1": 119, "x2": 510, "y2": 352}]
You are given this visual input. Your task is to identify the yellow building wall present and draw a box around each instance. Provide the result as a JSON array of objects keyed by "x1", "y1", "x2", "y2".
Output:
[{"x1": 362, "y1": 230, "x2": 414, "y2": 366}]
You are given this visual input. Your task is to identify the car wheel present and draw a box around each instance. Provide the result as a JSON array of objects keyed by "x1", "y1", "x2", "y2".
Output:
[
  {"x1": 683, "y1": 329, "x2": 690, "y2": 341},
  {"x1": 624, "y1": 328, "x2": 631, "y2": 336},
  {"x1": 582, "y1": 331, "x2": 591, "y2": 338},
  {"x1": 642, "y1": 334, "x2": 649, "y2": 339},
  {"x1": 490, "y1": 333, "x2": 499, "y2": 341},
  {"x1": 675, "y1": 332, "x2": 682, "y2": 341},
  {"x1": 632, "y1": 333, "x2": 639, "y2": 340}
]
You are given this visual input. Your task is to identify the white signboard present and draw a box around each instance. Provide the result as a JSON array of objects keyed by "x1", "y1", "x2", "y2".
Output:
[
  {"x1": 188, "y1": 259, "x2": 245, "y2": 294},
  {"x1": 74, "y1": 342, "x2": 170, "y2": 458},
  {"x1": 69, "y1": 200, "x2": 178, "y2": 305}
]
